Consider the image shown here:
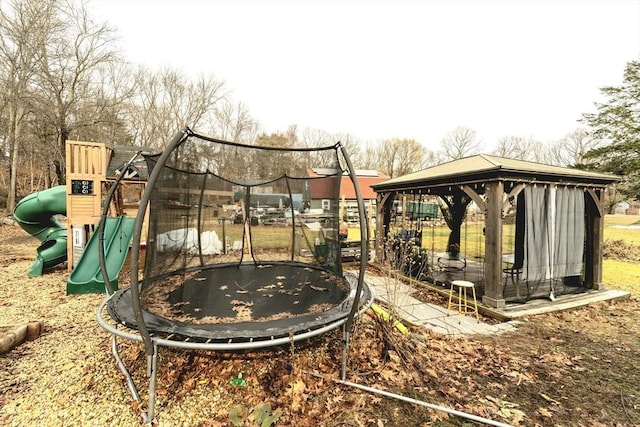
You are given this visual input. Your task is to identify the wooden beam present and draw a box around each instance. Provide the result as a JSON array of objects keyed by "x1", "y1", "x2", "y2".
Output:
[
  {"x1": 503, "y1": 183, "x2": 525, "y2": 217},
  {"x1": 586, "y1": 188, "x2": 604, "y2": 217},
  {"x1": 461, "y1": 185, "x2": 486, "y2": 212},
  {"x1": 378, "y1": 192, "x2": 393, "y2": 208},
  {"x1": 508, "y1": 183, "x2": 526, "y2": 198}
]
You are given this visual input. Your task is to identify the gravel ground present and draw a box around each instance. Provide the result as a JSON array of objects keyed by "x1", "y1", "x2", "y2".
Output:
[{"x1": 0, "y1": 242, "x2": 141, "y2": 426}]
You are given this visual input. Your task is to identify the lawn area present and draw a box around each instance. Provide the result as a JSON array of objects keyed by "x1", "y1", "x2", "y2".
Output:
[
  {"x1": 603, "y1": 214, "x2": 640, "y2": 295},
  {"x1": 603, "y1": 259, "x2": 640, "y2": 294}
]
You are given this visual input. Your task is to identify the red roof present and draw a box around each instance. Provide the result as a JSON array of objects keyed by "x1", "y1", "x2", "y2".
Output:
[
  {"x1": 307, "y1": 168, "x2": 388, "y2": 200},
  {"x1": 339, "y1": 175, "x2": 386, "y2": 199}
]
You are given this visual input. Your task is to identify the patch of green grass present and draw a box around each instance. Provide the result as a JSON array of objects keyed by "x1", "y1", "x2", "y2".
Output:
[
  {"x1": 602, "y1": 215, "x2": 640, "y2": 294},
  {"x1": 602, "y1": 259, "x2": 640, "y2": 295},
  {"x1": 211, "y1": 223, "x2": 323, "y2": 251},
  {"x1": 604, "y1": 214, "x2": 640, "y2": 227},
  {"x1": 604, "y1": 218, "x2": 640, "y2": 244}
]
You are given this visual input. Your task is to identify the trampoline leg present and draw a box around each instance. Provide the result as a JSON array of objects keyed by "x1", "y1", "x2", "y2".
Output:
[
  {"x1": 341, "y1": 325, "x2": 350, "y2": 381},
  {"x1": 111, "y1": 335, "x2": 141, "y2": 402},
  {"x1": 143, "y1": 342, "x2": 159, "y2": 424}
]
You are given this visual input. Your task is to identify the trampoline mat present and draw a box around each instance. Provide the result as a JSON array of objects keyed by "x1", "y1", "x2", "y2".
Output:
[{"x1": 107, "y1": 262, "x2": 371, "y2": 341}]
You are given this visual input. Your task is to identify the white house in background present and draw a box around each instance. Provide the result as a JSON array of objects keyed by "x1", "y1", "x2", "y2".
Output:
[{"x1": 614, "y1": 201, "x2": 630, "y2": 215}]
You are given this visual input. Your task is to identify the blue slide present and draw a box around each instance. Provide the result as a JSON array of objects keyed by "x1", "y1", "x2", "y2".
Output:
[
  {"x1": 12, "y1": 186, "x2": 68, "y2": 277},
  {"x1": 66, "y1": 216, "x2": 136, "y2": 295}
]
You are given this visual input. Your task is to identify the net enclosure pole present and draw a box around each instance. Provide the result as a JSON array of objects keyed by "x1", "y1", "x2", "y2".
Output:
[
  {"x1": 129, "y1": 127, "x2": 190, "y2": 357},
  {"x1": 339, "y1": 142, "x2": 369, "y2": 380},
  {"x1": 98, "y1": 150, "x2": 141, "y2": 295}
]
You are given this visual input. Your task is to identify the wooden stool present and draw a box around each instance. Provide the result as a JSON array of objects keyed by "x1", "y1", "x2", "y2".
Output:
[{"x1": 447, "y1": 280, "x2": 479, "y2": 323}]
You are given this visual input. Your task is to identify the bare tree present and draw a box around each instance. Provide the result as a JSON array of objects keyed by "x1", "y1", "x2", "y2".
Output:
[
  {"x1": 548, "y1": 128, "x2": 601, "y2": 167},
  {"x1": 394, "y1": 138, "x2": 429, "y2": 177},
  {"x1": 0, "y1": 0, "x2": 56, "y2": 210},
  {"x1": 300, "y1": 127, "x2": 333, "y2": 148},
  {"x1": 376, "y1": 139, "x2": 400, "y2": 178},
  {"x1": 125, "y1": 67, "x2": 227, "y2": 151},
  {"x1": 422, "y1": 149, "x2": 440, "y2": 169},
  {"x1": 358, "y1": 141, "x2": 380, "y2": 170},
  {"x1": 493, "y1": 136, "x2": 528, "y2": 159},
  {"x1": 299, "y1": 127, "x2": 336, "y2": 168},
  {"x1": 1, "y1": 0, "x2": 228, "y2": 204},
  {"x1": 70, "y1": 61, "x2": 136, "y2": 144},
  {"x1": 525, "y1": 138, "x2": 551, "y2": 163},
  {"x1": 439, "y1": 126, "x2": 482, "y2": 160},
  {"x1": 333, "y1": 132, "x2": 362, "y2": 169},
  {"x1": 34, "y1": 0, "x2": 121, "y2": 184},
  {"x1": 376, "y1": 138, "x2": 427, "y2": 178},
  {"x1": 492, "y1": 135, "x2": 551, "y2": 163},
  {"x1": 212, "y1": 100, "x2": 258, "y2": 144}
]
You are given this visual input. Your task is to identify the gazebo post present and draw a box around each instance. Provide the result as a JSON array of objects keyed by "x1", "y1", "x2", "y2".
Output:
[
  {"x1": 482, "y1": 180, "x2": 505, "y2": 308},
  {"x1": 376, "y1": 192, "x2": 394, "y2": 262},
  {"x1": 587, "y1": 188, "x2": 606, "y2": 290}
]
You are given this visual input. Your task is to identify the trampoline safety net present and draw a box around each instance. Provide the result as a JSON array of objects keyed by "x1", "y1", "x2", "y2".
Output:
[{"x1": 107, "y1": 129, "x2": 371, "y2": 342}]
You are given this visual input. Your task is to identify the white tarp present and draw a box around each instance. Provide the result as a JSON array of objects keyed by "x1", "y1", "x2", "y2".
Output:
[{"x1": 156, "y1": 228, "x2": 223, "y2": 255}]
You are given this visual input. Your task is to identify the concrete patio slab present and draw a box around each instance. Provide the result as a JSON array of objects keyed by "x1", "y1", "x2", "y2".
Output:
[
  {"x1": 360, "y1": 269, "x2": 619, "y2": 337},
  {"x1": 362, "y1": 271, "x2": 519, "y2": 337}
]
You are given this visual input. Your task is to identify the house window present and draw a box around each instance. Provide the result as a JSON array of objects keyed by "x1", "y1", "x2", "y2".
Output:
[{"x1": 321, "y1": 199, "x2": 330, "y2": 211}]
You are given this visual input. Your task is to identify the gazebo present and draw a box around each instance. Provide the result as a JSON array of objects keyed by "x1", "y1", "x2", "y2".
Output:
[{"x1": 371, "y1": 155, "x2": 620, "y2": 308}]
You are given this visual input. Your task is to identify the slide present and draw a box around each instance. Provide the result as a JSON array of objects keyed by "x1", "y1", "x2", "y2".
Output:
[
  {"x1": 12, "y1": 186, "x2": 68, "y2": 277},
  {"x1": 66, "y1": 216, "x2": 136, "y2": 295}
]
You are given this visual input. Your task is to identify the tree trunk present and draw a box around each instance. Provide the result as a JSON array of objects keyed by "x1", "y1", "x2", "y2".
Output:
[
  {"x1": 44, "y1": 163, "x2": 52, "y2": 188},
  {"x1": 54, "y1": 126, "x2": 68, "y2": 185},
  {"x1": 53, "y1": 160, "x2": 63, "y2": 186},
  {"x1": 8, "y1": 148, "x2": 17, "y2": 211},
  {"x1": 440, "y1": 192, "x2": 471, "y2": 255},
  {"x1": 8, "y1": 104, "x2": 24, "y2": 212}
]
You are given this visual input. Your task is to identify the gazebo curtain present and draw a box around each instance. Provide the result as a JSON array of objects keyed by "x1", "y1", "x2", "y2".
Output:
[{"x1": 523, "y1": 185, "x2": 585, "y2": 282}]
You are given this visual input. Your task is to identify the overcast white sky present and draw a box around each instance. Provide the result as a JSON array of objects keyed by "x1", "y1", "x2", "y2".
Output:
[{"x1": 89, "y1": 0, "x2": 640, "y2": 150}]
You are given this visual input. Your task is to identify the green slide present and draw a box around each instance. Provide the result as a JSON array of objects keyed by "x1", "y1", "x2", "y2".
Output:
[
  {"x1": 12, "y1": 186, "x2": 68, "y2": 277},
  {"x1": 66, "y1": 216, "x2": 136, "y2": 295}
]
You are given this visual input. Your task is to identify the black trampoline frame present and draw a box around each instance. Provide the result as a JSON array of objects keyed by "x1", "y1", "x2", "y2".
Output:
[{"x1": 96, "y1": 128, "x2": 373, "y2": 422}]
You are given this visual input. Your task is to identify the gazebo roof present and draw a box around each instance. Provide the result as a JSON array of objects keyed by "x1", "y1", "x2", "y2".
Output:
[{"x1": 372, "y1": 154, "x2": 620, "y2": 193}]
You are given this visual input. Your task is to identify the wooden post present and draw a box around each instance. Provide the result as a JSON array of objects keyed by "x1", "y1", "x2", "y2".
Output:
[
  {"x1": 375, "y1": 192, "x2": 393, "y2": 262},
  {"x1": 588, "y1": 188, "x2": 605, "y2": 290},
  {"x1": 482, "y1": 181, "x2": 505, "y2": 308},
  {"x1": 368, "y1": 201, "x2": 375, "y2": 262}
]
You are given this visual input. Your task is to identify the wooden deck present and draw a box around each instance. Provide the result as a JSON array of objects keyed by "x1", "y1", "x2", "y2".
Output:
[{"x1": 492, "y1": 288, "x2": 630, "y2": 319}]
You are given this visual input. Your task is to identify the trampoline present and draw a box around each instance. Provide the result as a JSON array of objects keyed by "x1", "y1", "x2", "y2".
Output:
[
  {"x1": 96, "y1": 128, "x2": 373, "y2": 421},
  {"x1": 106, "y1": 262, "x2": 370, "y2": 341}
]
